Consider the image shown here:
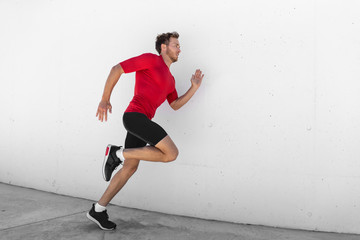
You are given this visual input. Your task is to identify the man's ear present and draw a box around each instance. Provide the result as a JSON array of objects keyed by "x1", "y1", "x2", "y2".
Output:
[{"x1": 161, "y1": 43, "x2": 167, "y2": 53}]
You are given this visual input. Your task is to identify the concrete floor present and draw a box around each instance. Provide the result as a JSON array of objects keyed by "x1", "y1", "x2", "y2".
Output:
[{"x1": 0, "y1": 183, "x2": 359, "y2": 240}]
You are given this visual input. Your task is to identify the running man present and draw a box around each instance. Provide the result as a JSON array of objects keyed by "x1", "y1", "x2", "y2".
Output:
[{"x1": 87, "y1": 32, "x2": 204, "y2": 230}]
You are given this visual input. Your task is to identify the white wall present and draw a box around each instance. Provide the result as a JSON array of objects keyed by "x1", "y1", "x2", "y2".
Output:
[{"x1": 1, "y1": 0, "x2": 360, "y2": 234}]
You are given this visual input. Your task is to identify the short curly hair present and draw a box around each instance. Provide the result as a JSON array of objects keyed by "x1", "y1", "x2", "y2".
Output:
[{"x1": 155, "y1": 32, "x2": 179, "y2": 54}]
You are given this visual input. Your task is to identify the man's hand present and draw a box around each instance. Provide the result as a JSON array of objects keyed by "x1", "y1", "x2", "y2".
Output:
[
  {"x1": 96, "y1": 100, "x2": 112, "y2": 122},
  {"x1": 170, "y1": 69, "x2": 204, "y2": 111},
  {"x1": 191, "y1": 69, "x2": 204, "y2": 89},
  {"x1": 96, "y1": 64, "x2": 124, "y2": 122}
]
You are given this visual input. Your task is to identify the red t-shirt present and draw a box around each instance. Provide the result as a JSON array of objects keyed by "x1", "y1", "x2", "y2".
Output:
[{"x1": 120, "y1": 53, "x2": 178, "y2": 119}]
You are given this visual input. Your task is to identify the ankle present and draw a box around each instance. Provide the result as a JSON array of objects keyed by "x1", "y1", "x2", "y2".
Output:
[
  {"x1": 95, "y1": 202, "x2": 107, "y2": 212},
  {"x1": 115, "y1": 147, "x2": 125, "y2": 161}
]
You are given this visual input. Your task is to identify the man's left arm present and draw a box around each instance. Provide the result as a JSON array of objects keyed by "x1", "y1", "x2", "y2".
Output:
[{"x1": 170, "y1": 69, "x2": 204, "y2": 110}]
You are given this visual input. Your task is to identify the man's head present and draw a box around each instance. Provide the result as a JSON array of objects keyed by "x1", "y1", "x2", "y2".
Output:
[{"x1": 156, "y1": 32, "x2": 181, "y2": 63}]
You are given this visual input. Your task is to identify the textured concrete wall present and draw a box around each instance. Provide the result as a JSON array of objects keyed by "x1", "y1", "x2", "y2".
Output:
[{"x1": 1, "y1": 0, "x2": 359, "y2": 234}]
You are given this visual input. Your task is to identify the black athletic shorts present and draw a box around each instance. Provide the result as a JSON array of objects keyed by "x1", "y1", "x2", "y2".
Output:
[{"x1": 123, "y1": 112, "x2": 168, "y2": 148}]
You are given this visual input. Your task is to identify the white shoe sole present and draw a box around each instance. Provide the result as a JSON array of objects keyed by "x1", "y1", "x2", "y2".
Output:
[{"x1": 102, "y1": 144, "x2": 112, "y2": 181}]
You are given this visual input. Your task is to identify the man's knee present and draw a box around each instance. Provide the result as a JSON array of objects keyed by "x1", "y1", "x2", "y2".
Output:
[
  {"x1": 164, "y1": 148, "x2": 179, "y2": 163},
  {"x1": 123, "y1": 160, "x2": 139, "y2": 175}
]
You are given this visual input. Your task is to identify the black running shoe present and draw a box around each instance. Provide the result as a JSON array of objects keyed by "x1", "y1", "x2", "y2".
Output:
[
  {"x1": 86, "y1": 204, "x2": 116, "y2": 230},
  {"x1": 102, "y1": 144, "x2": 123, "y2": 181}
]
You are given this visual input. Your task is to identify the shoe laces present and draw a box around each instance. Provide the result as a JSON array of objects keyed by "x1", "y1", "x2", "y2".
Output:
[{"x1": 103, "y1": 210, "x2": 109, "y2": 220}]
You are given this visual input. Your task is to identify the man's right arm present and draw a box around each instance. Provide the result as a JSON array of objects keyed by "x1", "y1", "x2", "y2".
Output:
[{"x1": 96, "y1": 64, "x2": 124, "y2": 122}]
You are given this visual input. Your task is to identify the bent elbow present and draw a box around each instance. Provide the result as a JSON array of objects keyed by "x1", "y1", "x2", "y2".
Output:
[{"x1": 171, "y1": 103, "x2": 180, "y2": 111}]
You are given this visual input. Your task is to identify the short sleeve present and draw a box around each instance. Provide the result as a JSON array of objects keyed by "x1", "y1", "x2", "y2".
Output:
[
  {"x1": 167, "y1": 89, "x2": 178, "y2": 104},
  {"x1": 119, "y1": 53, "x2": 156, "y2": 73}
]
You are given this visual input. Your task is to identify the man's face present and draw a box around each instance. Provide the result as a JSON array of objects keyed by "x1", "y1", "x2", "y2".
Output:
[{"x1": 164, "y1": 37, "x2": 181, "y2": 62}]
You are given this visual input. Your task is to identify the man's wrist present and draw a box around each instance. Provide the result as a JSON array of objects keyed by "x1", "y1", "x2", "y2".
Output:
[
  {"x1": 101, "y1": 96, "x2": 110, "y2": 102},
  {"x1": 190, "y1": 84, "x2": 199, "y2": 91}
]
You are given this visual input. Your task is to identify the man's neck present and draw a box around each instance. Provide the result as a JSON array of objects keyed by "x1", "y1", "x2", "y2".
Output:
[{"x1": 161, "y1": 54, "x2": 172, "y2": 68}]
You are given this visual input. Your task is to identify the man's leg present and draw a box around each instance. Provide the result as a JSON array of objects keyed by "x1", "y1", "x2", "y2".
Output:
[
  {"x1": 123, "y1": 135, "x2": 179, "y2": 163},
  {"x1": 121, "y1": 112, "x2": 179, "y2": 163},
  {"x1": 87, "y1": 133, "x2": 146, "y2": 230},
  {"x1": 98, "y1": 158, "x2": 139, "y2": 206},
  {"x1": 87, "y1": 158, "x2": 140, "y2": 230},
  {"x1": 88, "y1": 114, "x2": 179, "y2": 230},
  {"x1": 98, "y1": 135, "x2": 178, "y2": 206}
]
